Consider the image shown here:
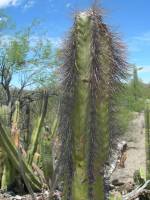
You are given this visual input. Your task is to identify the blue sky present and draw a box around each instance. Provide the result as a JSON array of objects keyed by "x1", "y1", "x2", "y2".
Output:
[{"x1": 1, "y1": 0, "x2": 150, "y2": 83}]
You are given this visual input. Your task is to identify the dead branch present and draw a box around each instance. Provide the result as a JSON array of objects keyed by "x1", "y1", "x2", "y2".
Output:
[
  {"x1": 123, "y1": 180, "x2": 150, "y2": 200},
  {"x1": 105, "y1": 140, "x2": 127, "y2": 178}
]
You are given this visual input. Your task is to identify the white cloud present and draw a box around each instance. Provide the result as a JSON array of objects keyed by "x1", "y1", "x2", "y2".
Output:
[
  {"x1": 66, "y1": 3, "x2": 71, "y2": 8},
  {"x1": 127, "y1": 31, "x2": 150, "y2": 53},
  {"x1": 134, "y1": 32, "x2": 150, "y2": 42},
  {"x1": 32, "y1": 36, "x2": 62, "y2": 48},
  {"x1": 50, "y1": 37, "x2": 62, "y2": 47},
  {"x1": 0, "y1": 0, "x2": 21, "y2": 8},
  {"x1": 0, "y1": 35, "x2": 14, "y2": 46},
  {"x1": 23, "y1": 0, "x2": 35, "y2": 10}
]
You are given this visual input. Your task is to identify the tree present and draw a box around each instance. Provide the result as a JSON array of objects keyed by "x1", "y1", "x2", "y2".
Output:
[{"x1": 0, "y1": 17, "x2": 58, "y2": 125}]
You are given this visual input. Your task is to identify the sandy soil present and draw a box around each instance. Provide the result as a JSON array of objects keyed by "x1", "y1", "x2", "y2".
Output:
[{"x1": 111, "y1": 112, "x2": 146, "y2": 183}]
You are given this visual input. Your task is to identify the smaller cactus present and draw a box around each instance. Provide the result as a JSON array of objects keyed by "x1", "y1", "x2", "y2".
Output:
[
  {"x1": 0, "y1": 90, "x2": 52, "y2": 192},
  {"x1": 0, "y1": 105, "x2": 9, "y2": 127},
  {"x1": 11, "y1": 101, "x2": 20, "y2": 148},
  {"x1": 0, "y1": 101, "x2": 20, "y2": 189},
  {"x1": 40, "y1": 113, "x2": 59, "y2": 188},
  {"x1": 1, "y1": 159, "x2": 13, "y2": 190},
  {"x1": 27, "y1": 91, "x2": 48, "y2": 165},
  {"x1": 40, "y1": 129, "x2": 53, "y2": 187},
  {"x1": 145, "y1": 100, "x2": 150, "y2": 180},
  {"x1": 0, "y1": 122, "x2": 42, "y2": 191},
  {"x1": 0, "y1": 146, "x2": 6, "y2": 187}
]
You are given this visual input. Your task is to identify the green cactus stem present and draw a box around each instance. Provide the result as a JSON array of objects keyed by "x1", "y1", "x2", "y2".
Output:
[
  {"x1": 1, "y1": 159, "x2": 13, "y2": 190},
  {"x1": 40, "y1": 129, "x2": 53, "y2": 188},
  {"x1": 27, "y1": 91, "x2": 48, "y2": 165},
  {"x1": 57, "y1": 8, "x2": 127, "y2": 200},
  {"x1": 1, "y1": 101, "x2": 20, "y2": 190},
  {"x1": 11, "y1": 101, "x2": 20, "y2": 148},
  {"x1": 145, "y1": 100, "x2": 150, "y2": 180}
]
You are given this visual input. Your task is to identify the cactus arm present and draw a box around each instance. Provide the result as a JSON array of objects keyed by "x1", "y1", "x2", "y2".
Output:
[{"x1": 27, "y1": 91, "x2": 48, "y2": 165}]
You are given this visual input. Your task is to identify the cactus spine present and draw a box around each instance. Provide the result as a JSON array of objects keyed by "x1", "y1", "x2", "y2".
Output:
[{"x1": 58, "y1": 8, "x2": 127, "y2": 200}]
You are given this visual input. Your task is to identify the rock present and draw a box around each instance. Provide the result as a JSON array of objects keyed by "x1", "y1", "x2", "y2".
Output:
[
  {"x1": 11, "y1": 195, "x2": 22, "y2": 200},
  {"x1": 53, "y1": 190, "x2": 62, "y2": 200},
  {"x1": 112, "y1": 179, "x2": 125, "y2": 186}
]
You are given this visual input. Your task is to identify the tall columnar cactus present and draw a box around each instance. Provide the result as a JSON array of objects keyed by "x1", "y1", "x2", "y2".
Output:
[
  {"x1": 57, "y1": 8, "x2": 127, "y2": 200},
  {"x1": 145, "y1": 100, "x2": 150, "y2": 180}
]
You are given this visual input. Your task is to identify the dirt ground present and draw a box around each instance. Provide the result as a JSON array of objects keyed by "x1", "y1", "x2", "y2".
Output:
[{"x1": 111, "y1": 112, "x2": 146, "y2": 183}]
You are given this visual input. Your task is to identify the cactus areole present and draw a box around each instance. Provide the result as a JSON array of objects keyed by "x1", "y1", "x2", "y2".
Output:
[{"x1": 57, "y1": 9, "x2": 127, "y2": 200}]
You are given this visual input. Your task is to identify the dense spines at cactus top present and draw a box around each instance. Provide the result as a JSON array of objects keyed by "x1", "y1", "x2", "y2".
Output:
[{"x1": 57, "y1": 8, "x2": 127, "y2": 200}]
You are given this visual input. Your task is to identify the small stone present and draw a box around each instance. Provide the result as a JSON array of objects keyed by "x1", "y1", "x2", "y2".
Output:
[{"x1": 15, "y1": 195, "x2": 22, "y2": 199}]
